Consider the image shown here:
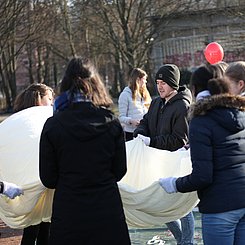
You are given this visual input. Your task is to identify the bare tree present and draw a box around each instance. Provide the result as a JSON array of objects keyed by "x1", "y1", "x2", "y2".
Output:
[
  {"x1": 0, "y1": 1, "x2": 29, "y2": 110},
  {"x1": 72, "y1": 0, "x2": 196, "y2": 93}
]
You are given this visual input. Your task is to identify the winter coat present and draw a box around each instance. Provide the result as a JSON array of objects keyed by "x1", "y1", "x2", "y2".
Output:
[
  {"x1": 39, "y1": 102, "x2": 131, "y2": 245},
  {"x1": 118, "y1": 86, "x2": 149, "y2": 133},
  {"x1": 133, "y1": 86, "x2": 192, "y2": 151},
  {"x1": 176, "y1": 94, "x2": 245, "y2": 214}
]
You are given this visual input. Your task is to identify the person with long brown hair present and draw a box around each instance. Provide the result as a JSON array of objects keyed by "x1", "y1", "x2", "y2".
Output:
[
  {"x1": 224, "y1": 61, "x2": 245, "y2": 96},
  {"x1": 13, "y1": 83, "x2": 54, "y2": 245},
  {"x1": 14, "y1": 83, "x2": 54, "y2": 112},
  {"x1": 39, "y1": 57, "x2": 131, "y2": 245},
  {"x1": 118, "y1": 68, "x2": 151, "y2": 141}
]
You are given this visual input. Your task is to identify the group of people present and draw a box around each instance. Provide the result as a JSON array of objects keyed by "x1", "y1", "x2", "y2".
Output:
[
  {"x1": 0, "y1": 57, "x2": 244, "y2": 245},
  {"x1": 118, "y1": 60, "x2": 245, "y2": 245}
]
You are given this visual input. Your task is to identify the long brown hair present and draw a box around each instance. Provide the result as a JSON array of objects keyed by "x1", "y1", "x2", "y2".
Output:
[
  {"x1": 128, "y1": 68, "x2": 151, "y2": 104},
  {"x1": 60, "y1": 57, "x2": 112, "y2": 107},
  {"x1": 13, "y1": 83, "x2": 54, "y2": 112}
]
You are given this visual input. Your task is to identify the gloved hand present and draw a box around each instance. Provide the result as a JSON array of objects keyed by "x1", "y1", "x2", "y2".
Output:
[
  {"x1": 2, "y1": 181, "x2": 23, "y2": 199},
  {"x1": 138, "y1": 134, "x2": 150, "y2": 146},
  {"x1": 159, "y1": 177, "x2": 177, "y2": 194}
]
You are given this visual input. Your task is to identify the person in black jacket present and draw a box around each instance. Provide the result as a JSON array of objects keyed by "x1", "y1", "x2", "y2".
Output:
[
  {"x1": 159, "y1": 84, "x2": 245, "y2": 244},
  {"x1": 134, "y1": 64, "x2": 194, "y2": 245},
  {"x1": 39, "y1": 57, "x2": 131, "y2": 245}
]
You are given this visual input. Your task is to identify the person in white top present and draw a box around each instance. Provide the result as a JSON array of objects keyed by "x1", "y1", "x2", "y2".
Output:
[{"x1": 118, "y1": 68, "x2": 151, "y2": 141}]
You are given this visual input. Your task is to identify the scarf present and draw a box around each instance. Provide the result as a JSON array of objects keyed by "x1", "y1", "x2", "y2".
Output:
[{"x1": 54, "y1": 90, "x2": 91, "y2": 113}]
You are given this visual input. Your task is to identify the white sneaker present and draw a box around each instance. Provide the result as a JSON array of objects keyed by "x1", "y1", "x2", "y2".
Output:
[{"x1": 147, "y1": 235, "x2": 165, "y2": 244}]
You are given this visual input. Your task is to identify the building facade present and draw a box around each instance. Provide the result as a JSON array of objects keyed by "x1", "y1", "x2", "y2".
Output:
[{"x1": 151, "y1": 2, "x2": 245, "y2": 73}]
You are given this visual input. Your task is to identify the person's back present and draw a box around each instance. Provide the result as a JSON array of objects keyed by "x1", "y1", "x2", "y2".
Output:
[
  {"x1": 41, "y1": 102, "x2": 126, "y2": 190},
  {"x1": 39, "y1": 57, "x2": 131, "y2": 245},
  {"x1": 190, "y1": 62, "x2": 228, "y2": 101},
  {"x1": 180, "y1": 94, "x2": 245, "y2": 208},
  {"x1": 159, "y1": 77, "x2": 245, "y2": 245}
]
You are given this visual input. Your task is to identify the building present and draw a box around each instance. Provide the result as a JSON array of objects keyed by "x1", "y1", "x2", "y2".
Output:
[{"x1": 151, "y1": 1, "x2": 245, "y2": 74}]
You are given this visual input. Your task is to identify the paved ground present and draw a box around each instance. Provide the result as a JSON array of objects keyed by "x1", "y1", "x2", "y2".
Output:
[
  {"x1": 0, "y1": 220, "x2": 22, "y2": 245},
  {"x1": 0, "y1": 212, "x2": 203, "y2": 245}
]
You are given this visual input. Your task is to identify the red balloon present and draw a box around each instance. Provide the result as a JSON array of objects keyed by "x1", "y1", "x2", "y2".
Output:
[{"x1": 204, "y1": 42, "x2": 224, "y2": 64}]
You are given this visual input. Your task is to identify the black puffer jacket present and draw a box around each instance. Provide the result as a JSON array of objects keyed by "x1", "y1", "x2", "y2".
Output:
[
  {"x1": 176, "y1": 94, "x2": 245, "y2": 213},
  {"x1": 133, "y1": 86, "x2": 192, "y2": 151}
]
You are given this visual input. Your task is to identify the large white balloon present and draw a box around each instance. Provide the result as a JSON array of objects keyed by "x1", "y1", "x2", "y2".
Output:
[
  {"x1": 119, "y1": 138, "x2": 199, "y2": 228},
  {"x1": 0, "y1": 106, "x2": 54, "y2": 228},
  {"x1": 0, "y1": 106, "x2": 198, "y2": 229}
]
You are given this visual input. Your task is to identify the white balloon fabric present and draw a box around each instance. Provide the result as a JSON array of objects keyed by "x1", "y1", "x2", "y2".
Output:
[
  {"x1": 0, "y1": 106, "x2": 54, "y2": 229},
  {"x1": 0, "y1": 106, "x2": 198, "y2": 230},
  {"x1": 119, "y1": 138, "x2": 199, "y2": 228}
]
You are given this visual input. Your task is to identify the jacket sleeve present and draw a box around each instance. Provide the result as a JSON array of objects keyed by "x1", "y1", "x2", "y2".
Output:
[
  {"x1": 39, "y1": 121, "x2": 58, "y2": 189},
  {"x1": 176, "y1": 117, "x2": 214, "y2": 192},
  {"x1": 118, "y1": 91, "x2": 131, "y2": 125},
  {"x1": 111, "y1": 121, "x2": 127, "y2": 181}
]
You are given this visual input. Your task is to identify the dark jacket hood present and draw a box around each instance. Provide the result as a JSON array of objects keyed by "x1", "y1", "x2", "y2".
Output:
[
  {"x1": 53, "y1": 102, "x2": 120, "y2": 142},
  {"x1": 189, "y1": 94, "x2": 245, "y2": 133},
  {"x1": 167, "y1": 85, "x2": 192, "y2": 105}
]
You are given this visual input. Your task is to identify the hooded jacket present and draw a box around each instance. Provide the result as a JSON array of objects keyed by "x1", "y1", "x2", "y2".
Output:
[
  {"x1": 176, "y1": 94, "x2": 245, "y2": 213},
  {"x1": 39, "y1": 102, "x2": 130, "y2": 245},
  {"x1": 133, "y1": 86, "x2": 192, "y2": 151}
]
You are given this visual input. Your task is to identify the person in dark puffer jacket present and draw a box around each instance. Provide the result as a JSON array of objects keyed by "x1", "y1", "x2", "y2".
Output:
[{"x1": 159, "y1": 92, "x2": 245, "y2": 245}]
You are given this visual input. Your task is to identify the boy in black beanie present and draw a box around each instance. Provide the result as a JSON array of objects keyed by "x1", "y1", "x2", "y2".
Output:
[{"x1": 134, "y1": 64, "x2": 195, "y2": 245}]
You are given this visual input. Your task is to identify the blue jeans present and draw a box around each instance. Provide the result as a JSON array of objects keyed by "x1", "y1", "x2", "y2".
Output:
[
  {"x1": 202, "y1": 208, "x2": 245, "y2": 245},
  {"x1": 166, "y1": 211, "x2": 195, "y2": 245}
]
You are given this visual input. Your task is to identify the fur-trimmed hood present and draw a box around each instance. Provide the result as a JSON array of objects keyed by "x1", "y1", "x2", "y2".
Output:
[{"x1": 189, "y1": 94, "x2": 245, "y2": 133}]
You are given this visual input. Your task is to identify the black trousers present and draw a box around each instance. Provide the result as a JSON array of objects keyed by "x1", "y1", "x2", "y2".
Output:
[{"x1": 21, "y1": 222, "x2": 50, "y2": 245}]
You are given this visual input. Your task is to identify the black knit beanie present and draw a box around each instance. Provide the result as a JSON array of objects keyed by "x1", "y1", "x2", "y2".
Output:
[{"x1": 155, "y1": 64, "x2": 180, "y2": 90}]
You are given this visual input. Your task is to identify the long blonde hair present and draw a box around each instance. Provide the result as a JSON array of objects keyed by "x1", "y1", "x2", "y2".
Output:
[{"x1": 128, "y1": 68, "x2": 151, "y2": 104}]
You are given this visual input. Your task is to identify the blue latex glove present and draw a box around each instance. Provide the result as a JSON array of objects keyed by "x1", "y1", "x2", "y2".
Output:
[
  {"x1": 159, "y1": 177, "x2": 177, "y2": 194},
  {"x1": 2, "y1": 181, "x2": 23, "y2": 199},
  {"x1": 138, "y1": 134, "x2": 150, "y2": 146}
]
